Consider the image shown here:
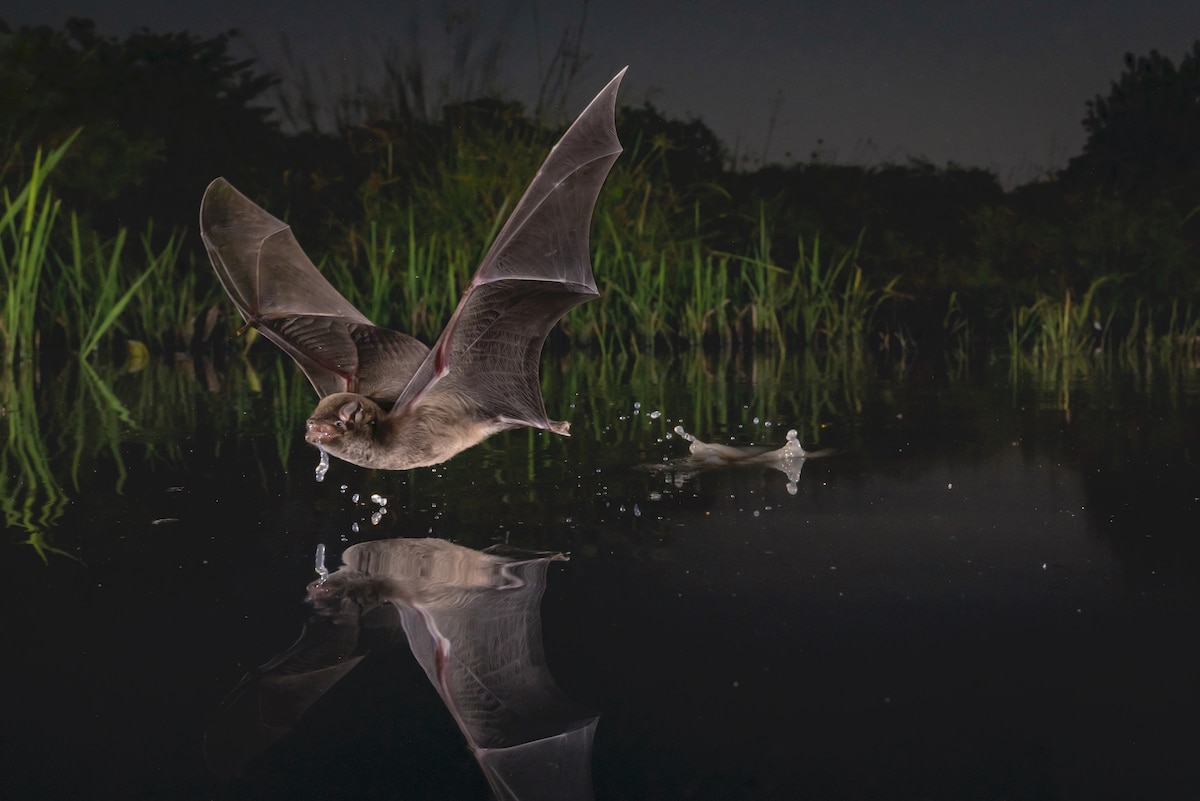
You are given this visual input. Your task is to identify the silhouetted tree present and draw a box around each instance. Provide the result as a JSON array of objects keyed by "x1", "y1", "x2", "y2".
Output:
[
  {"x1": 1064, "y1": 41, "x2": 1200, "y2": 208},
  {"x1": 0, "y1": 17, "x2": 282, "y2": 233},
  {"x1": 618, "y1": 104, "x2": 728, "y2": 187}
]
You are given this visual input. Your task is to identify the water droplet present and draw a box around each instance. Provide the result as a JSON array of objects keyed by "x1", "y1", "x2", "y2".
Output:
[
  {"x1": 314, "y1": 543, "x2": 329, "y2": 584},
  {"x1": 314, "y1": 446, "x2": 330, "y2": 483}
]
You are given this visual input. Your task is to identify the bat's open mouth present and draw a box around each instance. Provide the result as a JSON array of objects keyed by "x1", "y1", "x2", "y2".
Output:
[{"x1": 305, "y1": 420, "x2": 336, "y2": 444}]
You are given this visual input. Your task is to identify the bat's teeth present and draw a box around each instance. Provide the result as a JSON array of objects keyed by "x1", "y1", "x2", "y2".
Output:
[{"x1": 305, "y1": 419, "x2": 336, "y2": 444}]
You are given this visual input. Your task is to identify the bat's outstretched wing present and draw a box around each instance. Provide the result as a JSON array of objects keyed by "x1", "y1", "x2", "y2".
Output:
[
  {"x1": 200, "y1": 178, "x2": 429, "y2": 401},
  {"x1": 390, "y1": 68, "x2": 627, "y2": 428}
]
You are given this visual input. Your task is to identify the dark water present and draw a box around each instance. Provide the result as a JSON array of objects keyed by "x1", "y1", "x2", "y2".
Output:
[{"x1": 3, "y1": 352, "x2": 1198, "y2": 800}]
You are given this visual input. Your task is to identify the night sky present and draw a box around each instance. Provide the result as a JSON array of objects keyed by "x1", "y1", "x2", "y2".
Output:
[{"x1": 6, "y1": 1, "x2": 1199, "y2": 184}]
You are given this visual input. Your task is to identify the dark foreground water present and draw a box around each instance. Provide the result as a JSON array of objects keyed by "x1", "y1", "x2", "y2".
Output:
[{"x1": 3, "y1": 352, "x2": 1198, "y2": 800}]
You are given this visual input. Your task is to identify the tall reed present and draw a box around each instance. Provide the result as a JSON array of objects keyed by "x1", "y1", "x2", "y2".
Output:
[
  {"x1": 302, "y1": 198, "x2": 901, "y2": 360},
  {"x1": 0, "y1": 134, "x2": 77, "y2": 365},
  {"x1": 713, "y1": 222, "x2": 901, "y2": 353},
  {"x1": 1007, "y1": 276, "x2": 1115, "y2": 366},
  {"x1": 2, "y1": 131, "x2": 185, "y2": 362},
  {"x1": 125, "y1": 227, "x2": 200, "y2": 353},
  {"x1": 58, "y1": 216, "x2": 180, "y2": 359}
]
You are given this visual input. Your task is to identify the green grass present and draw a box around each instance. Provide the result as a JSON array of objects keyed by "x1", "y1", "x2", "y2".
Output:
[
  {"x1": 0, "y1": 134, "x2": 77, "y2": 365},
  {"x1": 3, "y1": 124, "x2": 1198, "y2": 369},
  {"x1": 1003, "y1": 274, "x2": 1200, "y2": 373},
  {"x1": 2, "y1": 132, "x2": 188, "y2": 362},
  {"x1": 316, "y1": 183, "x2": 904, "y2": 357},
  {"x1": 59, "y1": 216, "x2": 180, "y2": 359},
  {"x1": 1007, "y1": 277, "x2": 1115, "y2": 365}
]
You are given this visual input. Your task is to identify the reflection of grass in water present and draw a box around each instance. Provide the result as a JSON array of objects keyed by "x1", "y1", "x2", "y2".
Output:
[
  {"x1": 2, "y1": 361, "x2": 142, "y2": 560},
  {"x1": 10, "y1": 339, "x2": 1197, "y2": 562},
  {"x1": 217, "y1": 346, "x2": 857, "y2": 468},
  {"x1": 550, "y1": 348, "x2": 862, "y2": 451},
  {"x1": 268, "y1": 355, "x2": 317, "y2": 471},
  {"x1": 1004, "y1": 276, "x2": 1200, "y2": 419},
  {"x1": 2, "y1": 354, "x2": 285, "y2": 559},
  {"x1": 1, "y1": 367, "x2": 75, "y2": 562},
  {"x1": 67, "y1": 361, "x2": 135, "y2": 491},
  {"x1": 131, "y1": 345, "x2": 863, "y2": 485},
  {"x1": 23, "y1": 341, "x2": 1196, "y2": 554}
]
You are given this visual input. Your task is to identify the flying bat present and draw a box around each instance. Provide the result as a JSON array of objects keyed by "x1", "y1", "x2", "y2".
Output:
[
  {"x1": 200, "y1": 69, "x2": 625, "y2": 471},
  {"x1": 205, "y1": 538, "x2": 598, "y2": 801}
]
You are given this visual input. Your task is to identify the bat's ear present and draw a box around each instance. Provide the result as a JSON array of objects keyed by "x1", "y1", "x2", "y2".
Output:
[{"x1": 338, "y1": 399, "x2": 367, "y2": 426}]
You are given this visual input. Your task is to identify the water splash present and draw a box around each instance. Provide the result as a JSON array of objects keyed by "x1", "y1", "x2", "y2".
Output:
[
  {"x1": 314, "y1": 445, "x2": 330, "y2": 483},
  {"x1": 657, "y1": 424, "x2": 826, "y2": 495},
  {"x1": 780, "y1": 429, "x2": 806, "y2": 460},
  {"x1": 314, "y1": 543, "x2": 329, "y2": 585}
]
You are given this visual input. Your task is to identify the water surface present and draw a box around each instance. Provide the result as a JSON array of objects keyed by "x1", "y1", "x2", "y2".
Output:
[{"x1": 3, "y1": 352, "x2": 1198, "y2": 800}]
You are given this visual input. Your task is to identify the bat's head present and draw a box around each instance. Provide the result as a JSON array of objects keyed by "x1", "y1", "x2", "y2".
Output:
[{"x1": 306, "y1": 393, "x2": 382, "y2": 463}]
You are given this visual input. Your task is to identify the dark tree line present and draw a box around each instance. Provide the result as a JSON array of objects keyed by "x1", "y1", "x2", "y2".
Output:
[
  {"x1": 1065, "y1": 40, "x2": 1200, "y2": 208},
  {"x1": 1, "y1": 18, "x2": 282, "y2": 233},
  {"x1": 2, "y1": 18, "x2": 1198, "y2": 334}
]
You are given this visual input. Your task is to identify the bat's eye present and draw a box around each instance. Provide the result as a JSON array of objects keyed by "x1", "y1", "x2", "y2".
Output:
[{"x1": 334, "y1": 420, "x2": 346, "y2": 430}]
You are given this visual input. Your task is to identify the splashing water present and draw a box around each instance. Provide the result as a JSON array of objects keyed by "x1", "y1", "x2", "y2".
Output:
[
  {"x1": 314, "y1": 543, "x2": 329, "y2": 585},
  {"x1": 314, "y1": 445, "x2": 330, "y2": 483},
  {"x1": 780, "y1": 429, "x2": 806, "y2": 459}
]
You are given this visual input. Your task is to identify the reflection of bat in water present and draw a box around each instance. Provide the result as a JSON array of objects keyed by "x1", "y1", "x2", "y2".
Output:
[
  {"x1": 200, "y1": 69, "x2": 625, "y2": 471},
  {"x1": 206, "y1": 538, "x2": 597, "y2": 801},
  {"x1": 647, "y1": 425, "x2": 832, "y2": 495}
]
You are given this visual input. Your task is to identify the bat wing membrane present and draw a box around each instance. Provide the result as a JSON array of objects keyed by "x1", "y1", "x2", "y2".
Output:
[
  {"x1": 390, "y1": 68, "x2": 626, "y2": 423},
  {"x1": 200, "y1": 178, "x2": 428, "y2": 400}
]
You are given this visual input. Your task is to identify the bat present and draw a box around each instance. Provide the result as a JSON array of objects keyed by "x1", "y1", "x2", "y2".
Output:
[
  {"x1": 200, "y1": 69, "x2": 626, "y2": 471},
  {"x1": 205, "y1": 538, "x2": 598, "y2": 801}
]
